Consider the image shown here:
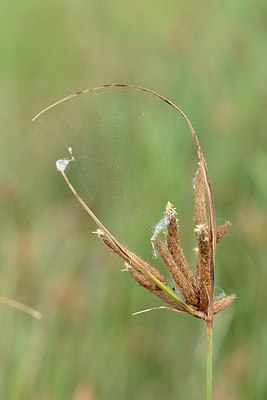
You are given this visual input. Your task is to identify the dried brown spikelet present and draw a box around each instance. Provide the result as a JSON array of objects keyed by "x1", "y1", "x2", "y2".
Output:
[
  {"x1": 128, "y1": 264, "x2": 186, "y2": 312},
  {"x1": 35, "y1": 83, "x2": 237, "y2": 323},
  {"x1": 97, "y1": 229, "x2": 165, "y2": 284},
  {"x1": 97, "y1": 229, "x2": 184, "y2": 310},
  {"x1": 195, "y1": 224, "x2": 211, "y2": 311},
  {"x1": 194, "y1": 166, "x2": 208, "y2": 227},
  {"x1": 97, "y1": 229, "x2": 128, "y2": 260},
  {"x1": 165, "y1": 203, "x2": 196, "y2": 288},
  {"x1": 152, "y1": 236, "x2": 198, "y2": 306},
  {"x1": 158, "y1": 291, "x2": 187, "y2": 312},
  {"x1": 127, "y1": 263, "x2": 163, "y2": 293},
  {"x1": 128, "y1": 251, "x2": 167, "y2": 287},
  {"x1": 216, "y1": 221, "x2": 232, "y2": 244},
  {"x1": 214, "y1": 294, "x2": 236, "y2": 314}
]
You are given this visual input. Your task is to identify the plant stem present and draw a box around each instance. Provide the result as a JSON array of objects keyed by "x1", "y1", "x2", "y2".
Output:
[
  {"x1": 0, "y1": 296, "x2": 41, "y2": 319},
  {"x1": 206, "y1": 319, "x2": 213, "y2": 400}
]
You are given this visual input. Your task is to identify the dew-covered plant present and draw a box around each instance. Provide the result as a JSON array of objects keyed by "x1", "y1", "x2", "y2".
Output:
[{"x1": 34, "y1": 84, "x2": 236, "y2": 399}]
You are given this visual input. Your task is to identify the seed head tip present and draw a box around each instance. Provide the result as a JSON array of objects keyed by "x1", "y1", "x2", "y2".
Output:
[
  {"x1": 165, "y1": 202, "x2": 177, "y2": 218},
  {"x1": 93, "y1": 229, "x2": 104, "y2": 237}
]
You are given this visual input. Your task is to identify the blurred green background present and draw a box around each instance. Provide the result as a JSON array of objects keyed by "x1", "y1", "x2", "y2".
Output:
[{"x1": 1, "y1": 1, "x2": 267, "y2": 399}]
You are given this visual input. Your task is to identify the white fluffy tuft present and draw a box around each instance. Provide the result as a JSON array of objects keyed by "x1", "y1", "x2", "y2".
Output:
[{"x1": 56, "y1": 147, "x2": 74, "y2": 172}]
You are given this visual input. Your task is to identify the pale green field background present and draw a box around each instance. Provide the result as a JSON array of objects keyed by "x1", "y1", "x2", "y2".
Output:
[{"x1": 1, "y1": 1, "x2": 267, "y2": 399}]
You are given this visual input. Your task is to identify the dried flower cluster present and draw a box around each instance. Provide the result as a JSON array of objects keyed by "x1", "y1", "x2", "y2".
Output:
[
  {"x1": 34, "y1": 83, "x2": 236, "y2": 399},
  {"x1": 96, "y1": 166, "x2": 235, "y2": 320},
  {"x1": 34, "y1": 83, "x2": 236, "y2": 323}
]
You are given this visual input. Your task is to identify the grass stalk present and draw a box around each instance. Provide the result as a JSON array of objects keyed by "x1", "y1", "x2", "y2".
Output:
[
  {"x1": 0, "y1": 296, "x2": 42, "y2": 319},
  {"x1": 206, "y1": 319, "x2": 213, "y2": 400}
]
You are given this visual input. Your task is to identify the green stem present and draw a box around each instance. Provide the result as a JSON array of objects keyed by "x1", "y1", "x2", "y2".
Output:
[{"x1": 206, "y1": 320, "x2": 213, "y2": 400}]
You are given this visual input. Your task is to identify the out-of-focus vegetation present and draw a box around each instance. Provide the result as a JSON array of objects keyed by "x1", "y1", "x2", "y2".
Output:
[{"x1": 1, "y1": 1, "x2": 267, "y2": 399}]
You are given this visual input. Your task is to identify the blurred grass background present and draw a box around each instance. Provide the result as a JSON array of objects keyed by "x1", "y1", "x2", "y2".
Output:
[{"x1": 1, "y1": 0, "x2": 267, "y2": 399}]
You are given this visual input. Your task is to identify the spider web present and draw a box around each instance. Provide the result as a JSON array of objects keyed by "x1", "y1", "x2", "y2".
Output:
[{"x1": 35, "y1": 87, "x2": 197, "y2": 254}]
